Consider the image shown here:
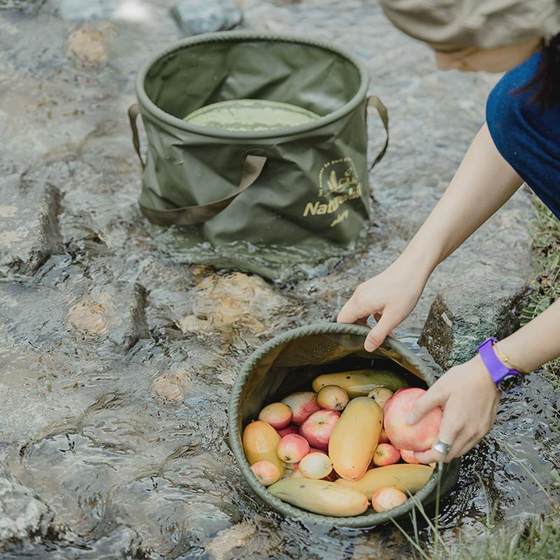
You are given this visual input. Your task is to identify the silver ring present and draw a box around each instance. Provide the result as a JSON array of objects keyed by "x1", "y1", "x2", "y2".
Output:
[{"x1": 432, "y1": 440, "x2": 452, "y2": 456}]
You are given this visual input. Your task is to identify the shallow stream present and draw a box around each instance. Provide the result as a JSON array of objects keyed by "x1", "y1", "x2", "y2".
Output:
[{"x1": 0, "y1": 1, "x2": 558, "y2": 558}]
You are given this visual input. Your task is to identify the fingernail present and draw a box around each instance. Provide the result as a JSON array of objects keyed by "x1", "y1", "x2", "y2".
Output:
[{"x1": 364, "y1": 342, "x2": 373, "y2": 352}]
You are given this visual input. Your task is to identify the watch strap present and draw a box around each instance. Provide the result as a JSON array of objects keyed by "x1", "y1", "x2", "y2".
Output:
[{"x1": 478, "y1": 337, "x2": 522, "y2": 385}]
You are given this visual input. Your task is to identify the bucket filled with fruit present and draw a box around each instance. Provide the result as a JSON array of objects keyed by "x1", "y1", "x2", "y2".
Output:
[{"x1": 229, "y1": 323, "x2": 459, "y2": 527}]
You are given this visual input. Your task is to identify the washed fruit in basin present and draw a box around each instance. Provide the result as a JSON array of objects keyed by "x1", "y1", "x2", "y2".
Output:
[
  {"x1": 384, "y1": 388, "x2": 442, "y2": 451},
  {"x1": 268, "y1": 479, "x2": 369, "y2": 517},
  {"x1": 317, "y1": 385, "x2": 349, "y2": 411},
  {"x1": 329, "y1": 397, "x2": 383, "y2": 480},
  {"x1": 277, "y1": 434, "x2": 310, "y2": 463},
  {"x1": 373, "y1": 443, "x2": 401, "y2": 467},
  {"x1": 312, "y1": 370, "x2": 407, "y2": 397},
  {"x1": 335, "y1": 464, "x2": 433, "y2": 496},
  {"x1": 258, "y1": 402, "x2": 293, "y2": 429},
  {"x1": 242, "y1": 421, "x2": 285, "y2": 477},
  {"x1": 371, "y1": 487, "x2": 408, "y2": 512},
  {"x1": 251, "y1": 460, "x2": 282, "y2": 486},
  {"x1": 299, "y1": 410, "x2": 340, "y2": 450},
  {"x1": 298, "y1": 451, "x2": 333, "y2": 479},
  {"x1": 368, "y1": 387, "x2": 393, "y2": 408},
  {"x1": 281, "y1": 391, "x2": 321, "y2": 425}
]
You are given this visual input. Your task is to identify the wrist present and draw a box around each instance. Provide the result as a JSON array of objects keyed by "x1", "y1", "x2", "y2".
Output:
[
  {"x1": 494, "y1": 338, "x2": 534, "y2": 374},
  {"x1": 477, "y1": 337, "x2": 526, "y2": 385},
  {"x1": 394, "y1": 247, "x2": 436, "y2": 284},
  {"x1": 470, "y1": 353, "x2": 500, "y2": 392}
]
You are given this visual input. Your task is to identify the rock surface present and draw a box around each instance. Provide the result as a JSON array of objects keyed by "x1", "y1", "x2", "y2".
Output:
[
  {"x1": 0, "y1": 165, "x2": 63, "y2": 276},
  {"x1": 170, "y1": 0, "x2": 242, "y2": 35},
  {"x1": 0, "y1": 1, "x2": 557, "y2": 559},
  {"x1": 0, "y1": 476, "x2": 52, "y2": 546}
]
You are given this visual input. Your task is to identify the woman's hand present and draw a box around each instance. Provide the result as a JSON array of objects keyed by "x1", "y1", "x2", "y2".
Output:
[
  {"x1": 337, "y1": 258, "x2": 428, "y2": 351},
  {"x1": 410, "y1": 355, "x2": 500, "y2": 463}
]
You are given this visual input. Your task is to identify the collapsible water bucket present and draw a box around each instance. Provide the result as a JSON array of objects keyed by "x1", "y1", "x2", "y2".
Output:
[
  {"x1": 129, "y1": 32, "x2": 388, "y2": 280},
  {"x1": 228, "y1": 323, "x2": 459, "y2": 528}
]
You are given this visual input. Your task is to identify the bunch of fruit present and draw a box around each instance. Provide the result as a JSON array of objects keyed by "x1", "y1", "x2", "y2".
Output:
[{"x1": 242, "y1": 370, "x2": 442, "y2": 517}]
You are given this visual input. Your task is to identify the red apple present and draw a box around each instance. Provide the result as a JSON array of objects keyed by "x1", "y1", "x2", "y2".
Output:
[
  {"x1": 277, "y1": 424, "x2": 299, "y2": 437},
  {"x1": 277, "y1": 434, "x2": 310, "y2": 463},
  {"x1": 371, "y1": 487, "x2": 407, "y2": 512},
  {"x1": 379, "y1": 428, "x2": 390, "y2": 443},
  {"x1": 281, "y1": 392, "x2": 321, "y2": 425},
  {"x1": 251, "y1": 460, "x2": 281, "y2": 486},
  {"x1": 373, "y1": 443, "x2": 401, "y2": 467},
  {"x1": 299, "y1": 410, "x2": 340, "y2": 450},
  {"x1": 384, "y1": 388, "x2": 442, "y2": 451},
  {"x1": 258, "y1": 402, "x2": 292, "y2": 429}
]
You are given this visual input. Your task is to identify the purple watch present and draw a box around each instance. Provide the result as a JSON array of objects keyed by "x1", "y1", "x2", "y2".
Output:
[{"x1": 478, "y1": 337, "x2": 522, "y2": 385}]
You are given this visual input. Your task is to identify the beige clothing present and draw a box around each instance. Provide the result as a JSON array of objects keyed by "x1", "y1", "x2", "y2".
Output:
[
  {"x1": 434, "y1": 36, "x2": 543, "y2": 72},
  {"x1": 379, "y1": 0, "x2": 560, "y2": 51}
]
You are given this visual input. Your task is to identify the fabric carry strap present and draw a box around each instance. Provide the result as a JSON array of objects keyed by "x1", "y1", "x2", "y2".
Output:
[
  {"x1": 127, "y1": 103, "x2": 267, "y2": 225},
  {"x1": 367, "y1": 95, "x2": 389, "y2": 171},
  {"x1": 128, "y1": 103, "x2": 145, "y2": 170},
  {"x1": 140, "y1": 154, "x2": 268, "y2": 226}
]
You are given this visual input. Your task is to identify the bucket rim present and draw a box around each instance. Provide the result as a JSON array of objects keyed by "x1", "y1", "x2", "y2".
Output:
[
  {"x1": 227, "y1": 321, "x2": 449, "y2": 528},
  {"x1": 136, "y1": 31, "x2": 369, "y2": 140}
]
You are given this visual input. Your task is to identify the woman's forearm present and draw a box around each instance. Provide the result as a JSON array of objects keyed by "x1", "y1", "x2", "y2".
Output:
[
  {"x1": 399, "y1": 123, "x2": 524, "y2": 279},
  {"x1": 497, "y1": 297, "x2": 560, "y2": 373}
]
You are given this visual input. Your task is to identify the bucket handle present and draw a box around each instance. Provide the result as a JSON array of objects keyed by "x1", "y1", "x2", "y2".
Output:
[
  {"x1": 128, "y1": 103, "x2": 145, "y2": 170},
  {"x1": 367, "y1": 95, "x2": 389, "y2": 171},
  {"x1": 139, "y1": 154, "x2": 268, "y2": 226}
]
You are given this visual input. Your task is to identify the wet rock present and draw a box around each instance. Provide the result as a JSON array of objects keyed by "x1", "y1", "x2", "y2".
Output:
[
  {"x1": 0, "y1": 476, "x2": 52, "y2": 547},
  {"x1": 0, "y1": 166, "x2": 63, "y2": 277},
  {"x1": 170, "y1": 0, "x2": 242, "y2": 36},
  {"x1": 0, "y1": 0, "x2": 44, "y2": 14},
  {"x1": 419, "y1": 258, "x2": 530, "y2": 369},
  {"x1": 151, "y1": 372, "x2": 189, "y2": 402},
  {"x1": 0, "y1": 0, "x2": 556, "y2": 557},
  {"x1": 206, "y1": 521, "x2": 256, "y2": 560},
  {"x1": 52, "y1": 0, "x2": 112, "y2": 21},
  {"x1": 66, "y1": 25, "x2": 108, "y2": 67},
  {"x1": 113, "y1": 476, "x2": 233, "y2": 557},
  {"x1": 67, "y1": 282, "x2": 148, "y2": 350},
  {"x1": 67, "y1": 298, "x2": 108, "y2": 335},
  {"x1": 178, "y1": 272, "x2": 294, "y2": 338}
]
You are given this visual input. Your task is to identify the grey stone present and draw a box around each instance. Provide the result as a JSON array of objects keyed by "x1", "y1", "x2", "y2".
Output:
[
  {"x1": 52, "y1": 0, "x2": 112, "y2": 21},
  {"x1": 171, "y1": 0, "x2": 242, "y2": 36},
  {"x1": 0, "y1": 0, "x2": 44, "y2": 13},
  {"x1": 0, "y1": 476, "x2": 51, "y2": 547},
  {"x1": 419, "y1": 287, "x2": 529, "y2": 370},
  {"x1": 0, "y1": 164, "x2": 63, "y2": 277},
  {"x1": 418, "y1": 194, "x2": 532, "y2": 368},
  {"x1": 67, "y1": 281, "x2": 149, "y2": 351},
  {"x1": 0, "y1": 0, "x2": 558, "y2": 557}
]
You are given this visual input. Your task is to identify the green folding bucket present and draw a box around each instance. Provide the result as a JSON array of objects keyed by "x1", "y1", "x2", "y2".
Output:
[
  {"x1": 129, "y1": 32, "x2": 389, "y2": 281},
  {"x1": 228, "y1": 323, "x2": 459, "y2": 528}
]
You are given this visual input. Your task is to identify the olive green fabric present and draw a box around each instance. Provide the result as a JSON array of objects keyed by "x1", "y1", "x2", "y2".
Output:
[
  {"x1": 228, "y1": 322, "x2": 460, "y2": 528},
  {"x1": 184, "y1": 100, "x2": 321, "y2": 131},
  {"x1": 131, "y1": 32, "x2": 388, "y2": 281},
  {"x1": 380, "y1": 0, "x2": 560, "y2": 52}
]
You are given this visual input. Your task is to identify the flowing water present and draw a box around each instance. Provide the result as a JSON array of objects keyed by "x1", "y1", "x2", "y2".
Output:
[{"x1": 1, "y1": 1, "x2": 558, "y2": 559}]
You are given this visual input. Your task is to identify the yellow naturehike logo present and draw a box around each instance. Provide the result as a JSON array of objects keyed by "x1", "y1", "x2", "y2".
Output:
[{"x1": 303, "y1": 157, "x2": 362, "y2": 227}]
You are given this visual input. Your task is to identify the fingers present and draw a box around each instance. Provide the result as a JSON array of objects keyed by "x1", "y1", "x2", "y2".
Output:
[
  {"x1": 407, "y1": 385, "x2": 446, "y2": 424},
  {"x1": 414, "y1": 409, "x2": 491, "y2": 464},
  {"x1": 337, "y1": 286, "x2": 375, "y2": 325},
  {"x1": 412, "y1": 392, "x2": 460, "y2": 464},
  {"x1": 364, "y1": 312, "x2": 398, "y2": 352}
]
